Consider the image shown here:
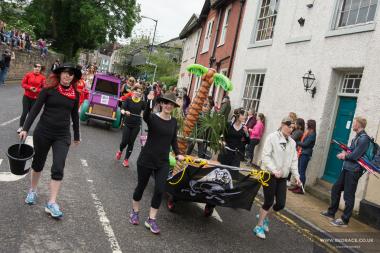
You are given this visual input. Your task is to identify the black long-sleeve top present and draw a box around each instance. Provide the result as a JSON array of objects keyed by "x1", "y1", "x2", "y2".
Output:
[
  {"x1": 121, "y1": 98, "x2": 145, "y2": 127},
  {"x1": 23, "y1": 85, "x2": 80, "y2": 141},
  {"x1": 224, "y1": 122, "x2": 250, "y2": 154},
  {"x1": 137, "y1": 100, "x2": 180, "y2": 169}
]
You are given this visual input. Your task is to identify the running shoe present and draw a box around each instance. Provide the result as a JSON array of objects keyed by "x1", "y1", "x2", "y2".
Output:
[
  {"x1": 17, "y1": 127, "x2": 23, "y2": 134},
  {"x1": 25, "y1": 190, "x2": 37, "y2": 205},
  {"x1": 253, "y1": 226, "x2": 266, "y2": 239},
  {"x1": 45, "y1": 203, "x2": 63, "y2": 218},
  {"x1": 320, "y1": 211, "x2": 335, "y2": 220},
  {"x1": 129, "y1": 210, "x2": 139, "y2": 225},
  {"x1": 145, "y1": 218, "x2": 160, "y2": 234},
  {"x1": 167, "y1": 199, "x2": 175, "y2": 212},
  {"x1": 115, "y1": 151, "x2": 122, "y2": 160},
  {"x1": 122, "y1": 159, "x2": 129, "y2": 167},
  {"x1": 330, "y1": 218, "x2": 348, "y2": 227},
  {"x1": 256, "y1": 214, "x2": 269, "y2": 232}
]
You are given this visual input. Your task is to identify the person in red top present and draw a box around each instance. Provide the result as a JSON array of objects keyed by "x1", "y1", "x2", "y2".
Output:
[{"x1": 18, "y1": 63, "x2": 46, "y2": 133}]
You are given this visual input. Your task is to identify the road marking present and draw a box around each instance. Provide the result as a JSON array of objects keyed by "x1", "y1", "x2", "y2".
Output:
[
  {"x1": 195, "y1": 203, "x2": 223, "y2": 222},
  {"x1": 80, "y1": 159, "x2": 122, "y2": 253},
  {"x1": 81, "y1": 159, "x2": 88, "y2": 167},
  {"x1": 0, "y1": 158, "x2": 28, "y2": 182},
  {"x1": 0, "y1": 116, "x2": 21, "y2": 126}
]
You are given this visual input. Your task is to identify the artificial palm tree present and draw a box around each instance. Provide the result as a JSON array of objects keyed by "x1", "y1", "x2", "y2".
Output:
[{"x1": 177, "y1": 64, "x2": 233, "y2": 154}]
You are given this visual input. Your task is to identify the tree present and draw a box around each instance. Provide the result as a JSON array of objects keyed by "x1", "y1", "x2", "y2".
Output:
[{"x1": 22, "y1": 0, "x2": 140, "y2": 58}]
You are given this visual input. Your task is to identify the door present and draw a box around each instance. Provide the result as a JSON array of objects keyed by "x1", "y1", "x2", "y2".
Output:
[{"x1": 323, "y1": 97, "x2": 357, "y2": 183}]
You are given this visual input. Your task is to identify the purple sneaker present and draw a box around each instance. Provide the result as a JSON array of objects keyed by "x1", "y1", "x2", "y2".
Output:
[
  {"x1": 144, "y1": 218, "x2": 160, "y2": 234},
  {"x1": 129, "y1": 210, "x2": 139, "y2": 225}
]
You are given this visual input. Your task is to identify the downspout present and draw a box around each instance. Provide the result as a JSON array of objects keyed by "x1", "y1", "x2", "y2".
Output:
[
  {"x1": 227, "y1": 0, "x2": 246, "y2": 78},
  {"x1": 209, "y1": 8, "x2": 223, "y2": 68}
]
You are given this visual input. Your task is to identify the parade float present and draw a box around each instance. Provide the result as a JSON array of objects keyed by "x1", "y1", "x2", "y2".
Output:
[{"x1": 166, "y1": 64, "x2": 271, "y2": 211}]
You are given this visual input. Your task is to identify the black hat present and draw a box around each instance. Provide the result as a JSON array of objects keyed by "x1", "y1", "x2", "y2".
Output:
[
  {"x1": 52, "y1": 63, "x2": 82, "y2": 79},
  {"x1": 156, "y1": 92, "x2": 180, "y2": 107}
]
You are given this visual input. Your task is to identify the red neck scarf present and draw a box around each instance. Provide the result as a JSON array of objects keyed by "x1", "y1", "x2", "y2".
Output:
[{"x1": 57, "y1": 84, "x2": 76, "y2": 100}]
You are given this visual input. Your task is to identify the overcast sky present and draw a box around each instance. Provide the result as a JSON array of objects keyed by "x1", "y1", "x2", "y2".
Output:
[{"x1": 132, "y1": 0, "x2": 205, "y2": 43}]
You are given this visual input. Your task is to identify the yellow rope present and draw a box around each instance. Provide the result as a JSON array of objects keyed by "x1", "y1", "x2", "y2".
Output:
[{"x1": 168, "y1": 156, "x2": 271, "y2": 186}]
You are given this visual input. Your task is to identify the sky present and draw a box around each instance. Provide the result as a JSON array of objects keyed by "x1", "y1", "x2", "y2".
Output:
[{"x1": 131, "y1": 0, "x2": 205, "y2": 43}]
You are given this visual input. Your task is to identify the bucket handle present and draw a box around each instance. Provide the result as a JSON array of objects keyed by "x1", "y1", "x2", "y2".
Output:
[{"x1": 18, "y1": 139, "x2": 25, "y2": 156}]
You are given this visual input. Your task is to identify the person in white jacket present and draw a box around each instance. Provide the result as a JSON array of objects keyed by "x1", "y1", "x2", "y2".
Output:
[{"x1": 253, "y1": 116, "x2": 302, "y2": 239}]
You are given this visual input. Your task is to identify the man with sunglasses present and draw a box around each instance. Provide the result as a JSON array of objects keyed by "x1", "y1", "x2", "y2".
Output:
[
  {"x1": 253, "y1": 116, "x2": 302, "y2": 239},
  {"x1": 18, "y1": 63, "x2": 46, "y2": 133}
]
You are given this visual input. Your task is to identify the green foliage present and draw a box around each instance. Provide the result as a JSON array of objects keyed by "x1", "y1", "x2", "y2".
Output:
[
  {"x1": 20, "y1": 0, "x2": 140, "y2": 58},
  {"x1": 196, "y1": 112, "x2": 227, "y2": 154},
  {"x1": 159, "y1": 75, "x2": 178, "y2": 87},
  {"x1": 186, "y1": 64, "x2": 208, "y2": 77},
  {"x1": 213, "y1": 73, "x2": 233, "y2": 91}
]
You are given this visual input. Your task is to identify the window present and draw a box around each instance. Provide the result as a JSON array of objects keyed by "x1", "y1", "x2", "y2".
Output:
[
  {"x1": 254, "y1": 0, "x2": 280, "y2": 42},
  {"x1": 193, "y1": 76, "x2": 202, "y2": 99},
  {"x1": 242, "y1": 73, "x2": 265, "y2": 112},
  {"x1": 194, "y1": 30, "x2": 201, "y2": 58},
  {"x1": 219, "y1": 6, "x2": 232, "y2": 46},
  {"x1": 202, "y1": 19, "x2": 214, "y2": 53},
  {"x1": 335, "y1": 0, "x2": 378, "y2": 28},
  {"x1": 339, "y1": 73, "x2": 362, "y2": 95}
]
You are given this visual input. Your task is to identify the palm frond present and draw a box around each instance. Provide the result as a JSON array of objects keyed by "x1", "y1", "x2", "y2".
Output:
[
  {"x1": 198, "y1": 112, "x2": 227, "y2": 153},
  {"x1": 213, "y1": 73, "x2": 234, "y2": 91},
  {"x1": 186, "y1": 64, "x2": 209, "y2": 77}
]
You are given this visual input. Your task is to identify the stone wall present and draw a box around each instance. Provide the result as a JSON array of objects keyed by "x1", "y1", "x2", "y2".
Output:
[{"x1": 0, "y1": 44, "x2": 64, "y2": 80}]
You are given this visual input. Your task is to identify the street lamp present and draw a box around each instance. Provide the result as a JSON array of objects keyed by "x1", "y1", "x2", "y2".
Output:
[
  {"x1": 141, "y1": 15, "x2": 158, "y2": 82},
  {"x1": 141, "y1": 15, "x2": 158, "y2": 56},
  {"x1": 302, "y1": 70, "x2": 317, "y2": 98}
]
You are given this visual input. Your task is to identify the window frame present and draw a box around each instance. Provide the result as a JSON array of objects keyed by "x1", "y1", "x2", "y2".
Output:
[
  {"x1": 218, "y1": 5, "x2": 232, "y2": 47},
  {"x1": 337, "y1": 72, "x2": 363, "y2": 97},
  {"x1": 333, "y1": 0, "x2": 378, "y2": 29},
  {"x1": 249, "y1": 0, "x2": 280, "y2": 47},
  {"x1": 241, "y1": 71, "x2": 266, "y2": 112},
  {"x1": 201, "y1": 18, "x2": 214, "y2": 54}
]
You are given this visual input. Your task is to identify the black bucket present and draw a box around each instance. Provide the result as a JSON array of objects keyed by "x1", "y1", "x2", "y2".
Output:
[{"x1": 6, "y1": 143, "x2": 34, "y2": 175}]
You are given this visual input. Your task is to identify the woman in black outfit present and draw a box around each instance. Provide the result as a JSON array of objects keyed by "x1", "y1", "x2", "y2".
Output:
[
  {"x1": 115, "y1": 85, "x2": 145, "y2": 167},
  {"x1": 129, "y1": 92, "x2": 184, "y2": 234},
  {"x1": 204, "y1": 109, "x2": 250, "y2": 216},
  {"x1": 19, "y1": 63, "x2": 81, "y2": 219}
]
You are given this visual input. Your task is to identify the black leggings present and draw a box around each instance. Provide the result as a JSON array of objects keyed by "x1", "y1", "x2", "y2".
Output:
[
  {"x1": 20, "y1": 95, "x2": 36, "y2": 127},
  {"x1": 119, "y1": 125, "x2": 140, "y2": 160},
  {"x1": 31, "y1": 128, "x2": 70, "y2": 181},
  {"x1": 133, "y1": 164, "x2": 169, "y2": 209},
  {"x1": 262, "y1": 177, "x2": 287, "y2": 212},
  {"x1": 247, "y1": 139, "x2": 260, "y2": 163}
]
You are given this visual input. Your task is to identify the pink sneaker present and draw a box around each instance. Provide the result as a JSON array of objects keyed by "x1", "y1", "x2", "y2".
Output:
[
  {"x1": 115, "y1": 151, "x2": 122, "y2": 160},
  {"x1": 122, "y1": 159, "x2": 129, "y2": 167}
]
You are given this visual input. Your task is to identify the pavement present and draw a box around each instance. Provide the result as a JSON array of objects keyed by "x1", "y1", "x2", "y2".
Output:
[{"x1": 0, "y1": 80, "x2": 379, "y2": 253}]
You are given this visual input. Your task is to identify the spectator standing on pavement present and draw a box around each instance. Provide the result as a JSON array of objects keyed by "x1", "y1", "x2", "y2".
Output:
[
  {"x1": 245, "y1": 108, "x2": 257, "y2": 160},
  {"x1": 115, "y1": 85, "x2": 146, "y2": 167},
  {"x1": 253, "y1": 117, "x2": 302, "y2": 239},
  {"x1": 19, "y1": 63, "x2": 82, "y2": 219},
  {"x1": 321, "y1": 117, "x2": 370, "y2": 227},
  {"x1": 129, "y1": 92, "x2": 184, "y2": 234},
  {"x1": 290, "y1": 119, "x2": 316, "y2": 194},
  {"x1": 121, "y1": 76, "x2": 135, "y2": 96},
  {"x1": 246, "y1": 113, "x2": 265, "y2": 166},
  {"x1": 291, "y1": 118, "x2": 305, "y2": 143},
  {"x1": 0, "y1": 48, "x2": 12, "y2": 86},
  {"x1": 182, "y1": 87, "x2": 191, "y2": 115},
  {"x1": 219, "y1": 95, "x2": 231, "y2": 122},
  {"x1": 289, "y1": 112, "x2": 297, "y2": 124},
  {"x1": 18, "y1": 63, "x2": 46, "y2": 133}
]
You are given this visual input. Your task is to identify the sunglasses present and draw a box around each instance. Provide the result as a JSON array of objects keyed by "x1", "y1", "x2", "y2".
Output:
[
  {"x1": 283, "y1": 121, "x2": 295, "y2": 128},
  {"x1": 34, "y1": 64, "x2": 41, "y2": 68},
  {"x1": 62, "y1": 70, "x2": 75, "y2": 76}
]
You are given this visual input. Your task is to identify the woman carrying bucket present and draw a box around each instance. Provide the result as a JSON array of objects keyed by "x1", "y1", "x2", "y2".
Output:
[
  {"x1": 19, "y1": 63, "x2": 81, "y2": 219},
  {"x1": 115, "y1": 84, "x2": 145, "y2": 167},
  {"x1": 17, "y1": 63, "x2": 46, "y2": 134},
  {"x1": 129, "y1": 92, "x2": 184, "y2": 234}
]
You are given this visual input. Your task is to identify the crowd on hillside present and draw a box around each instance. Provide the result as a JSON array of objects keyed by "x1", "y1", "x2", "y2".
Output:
[{"x1": 0, "y1": 20, "x2": 49, "y2": 56}]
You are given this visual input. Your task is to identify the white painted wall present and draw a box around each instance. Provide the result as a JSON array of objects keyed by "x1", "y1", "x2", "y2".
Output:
[
  {"x1": 231, "y1": 0, "x2": 380, "y2": 210},
  {"x1": 177, "y1": 28, "x2": 202, "y2": 89}
]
